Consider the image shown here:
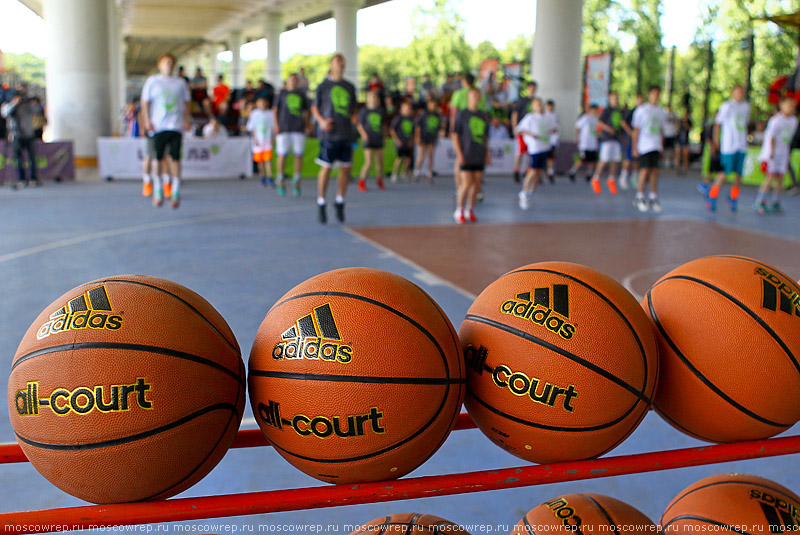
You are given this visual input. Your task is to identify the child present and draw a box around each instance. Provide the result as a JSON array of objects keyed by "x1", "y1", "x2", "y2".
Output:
[
  {"x1": 698, "y1": 118, "x2": 724, "y2": 196},
  {"x1": 568, "y1": 104, "x2": 599, "y2": 182},
  {"x1": 592, "y1": 92, "x2": 624, "y2": 195},
  {"x1": 414, "y1": 96, "x2": 444, "y2": 183},
  {"x1": 357, "y1": 90, "x2": 386, "y2": 192},
  {"x1": 754, "y1": 97, "x2": 798, "y2": 214},
  {"x1": 632, "y1": 85, "x2": 667, "y2": 212},
  {"x1": 390, "y1": 100, "x2": 415, "y2": 182},
  {"x1": 620, "y1": 94, "x2": 643, "y2": 190},
  {"x1": 706, "y1": 85, "x2": 750, "y2": 212},
  {"x1": 246, "y1": 96, "x2": 276, "y2": 187},
  {"x1": 544, "y1": 100, "x2": 559, "y2": 182},
  {"x1": 451, "y1": 88, "x2": 491, "y2": 223},
  {"x1": 488, "y1": 114, "x2": 510, "y2": 140},
  {"x1": 515, "y1": 98, "x2": 554, "y2": 210}
]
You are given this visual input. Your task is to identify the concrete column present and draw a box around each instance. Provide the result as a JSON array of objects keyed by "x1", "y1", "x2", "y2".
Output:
[
  {"x1": 44, "y1": 0, "x2": 111, "y2": 158},
  {"x1": 332, "y1": 0, "x2": 359, "y2": 86},
  {"x1": 107, "y1": 0, "x2": 126, "y2": 135},
  {"x1": 531, "y1": 0, "x2": 582, "y2": 142},
  {"x1": 264, "y1": 12, "x2": 283, "y2": 87},
  {"x1": 208, "y1": 45, "x2": 220, "y2": 84},
  {"x1": 230, "y1": 30, "x2": 244, "y2": 89}
]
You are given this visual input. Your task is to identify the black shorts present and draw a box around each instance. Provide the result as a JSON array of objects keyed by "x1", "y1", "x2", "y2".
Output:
[
  {"x1": 419, "y1": 138, "x2": 438, "y2": 147},
  {"x1": 316, "y1": 139, "x2": 353, "y2": 168},
  {"x1": 664, "y1": 137, "x2": 677, "y2": 149},
  {"x1": 639, "y1": 151, "x2": 661, "y2": 169},
  {"x1": 546, "y1": 146, "x2": 556, "y2": 159},
  {"x1": 396, "y1": 145, "x2": 413, "y2": 158},
  {"x1": 460, "y1": 164, "x2": 485, "y2": 172},
  {"x1": 709, "y1": 153, "x2": 723, "y2": 173},
  {"x1": 529, "y1": 152, "x2": 548, "y2": 170},
  {"x1": 581, "y1": 150, "x2": 598, "y2": 163},
  {"x1": 364, "y1": 141, "x2": 384, "y2": 150},
  {"x1": 153, "y1": 131, "x2": 182, "y2": 161}
]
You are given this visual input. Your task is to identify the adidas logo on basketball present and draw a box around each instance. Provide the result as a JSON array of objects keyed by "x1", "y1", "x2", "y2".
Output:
[
  {"x1": 500, "y1": 285, "x2": 576, "y2": 340},
  {"x1": 36, "y1": 285, "x2": 123, "y2": 340},
  {"x1": 272, "y1": 303, "x2": 353, "y2": 364},
  {"x1": 756, "y1": 267, "x2": 800, "y2": 319}
]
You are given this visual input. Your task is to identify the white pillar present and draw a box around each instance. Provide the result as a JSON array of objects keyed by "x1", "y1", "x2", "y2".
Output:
[
  {"x1": 531, "y1": 0, "x2": 583, "y2": 142},
  {"x1": 107, "y1": 0, "x2": 126, "y2": 135},
  {"x1": 208, "y1": 45, "x2": 220, "y2": 84},
  {"x1": 332, "y1": 0, "x2": 359, "y2": 86},
  {"x1": 230, "y1": 31, "x2": 244, "y2": 89},
  {"x1": 264, "y1": 12, "x2": 283, "y2": 88},
  {"x1": 44, "y1": 0, "x2": 111, "y2": 158}
]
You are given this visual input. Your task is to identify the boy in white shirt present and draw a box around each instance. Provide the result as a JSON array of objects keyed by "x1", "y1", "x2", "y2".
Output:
[
  {"x1": 544, "y1": 100, "x2": 560, "y2": 182},
  {"x1": 515, "y1": 98, "x2": 556, "y2": 210},
  {"x1": 568, "y1": 105, "x2": 600, "y2": 182},
  {"x1": 246, "y1": 96, "x2": 276, "y2": 187},
  {"x1": 632, "y1": 85, "x2": 667, "y2": 212},
  {"x1": 707, "y1": 85, "x2": 751, "y2": 212},
  {"x1": 754, "y1": 97, "x2": 798, "y2": 214}
]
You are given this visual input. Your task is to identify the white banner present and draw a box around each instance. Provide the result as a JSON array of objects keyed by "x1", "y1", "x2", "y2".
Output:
[
  {"x1": 431, "y1": 139, "x2": 516, "y2": 176},
  {"x1": 97, "y1": 137, "x2": 254, "y2": 180}
]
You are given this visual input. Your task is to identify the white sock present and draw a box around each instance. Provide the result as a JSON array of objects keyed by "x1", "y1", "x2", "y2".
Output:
[
  {"x1": 620, "y1": 170, "x2": 629, "y2": 180},
  {"x1": 143, "y1": 173, "x2": 152, "y2": 184},
  {"x1": 547, "y1": 167, "x2": 554, "y2": 175},
  {"x1": 635, "y1": 192, "x2": 645, "y2": 200},
  {"x1": 335, "y1": 195, "x2": 345, "y2": 204},
  {"x1": 171, "y1": 177, "x2": 180, "y2": 194},
  {"x1": 648, "y1": 192, "x2": 658, "y2": 201},
  {"x1": 161, "y1": 174, "x2": 170, "y2": 186},
  {"x1": 317, "y1": 197, "x2": 326, "y2": 206},
  {"x1": 152, "y1": 175, "x2": 161, "y2": 189}
]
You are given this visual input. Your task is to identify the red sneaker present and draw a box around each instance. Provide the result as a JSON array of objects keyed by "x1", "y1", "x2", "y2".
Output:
[
  {"x1": 358, "y1": 179, "x2": 367, "y2": 192},
  {"x1": 376, "y1": 177, "x2": 386, "y2": 191},
  {"x1": 466, "y1": 209, "x2": 477, "y2": 222}
]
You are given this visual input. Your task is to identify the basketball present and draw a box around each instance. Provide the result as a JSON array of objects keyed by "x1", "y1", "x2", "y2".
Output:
[
  {"x1": 350, "y1": 513, "x2": 470, "y2": 535},
  {"x1": 643, "y1": 255, "x2": 800, "y2": 442},
  {"x1": 248, "y1": 267, "x2": 464, "y2": 484},
  {"x1": 459, "y1": 261, "x2": 658, "y2": 464},
  {"x1": 511, "y1": 493, "x2": 656, "y2": 535},
  {"x1": 7, "y1": 275, "x2": 245, "y2": 504},
  {"x1": 661, "y1": 473, "x2": 800, "y2": 534}
]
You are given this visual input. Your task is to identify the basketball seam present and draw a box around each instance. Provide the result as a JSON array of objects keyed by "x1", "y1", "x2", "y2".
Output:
[
  {"x1": 99, "y1": 278, "x2": 239, "y2": 353},
  {"x1": 15, "y1": 402, "x2": 238, "y2": 451},
  {"x1": 651, "y1": 400, "x2": 716, "y2": 443},
  {"x1": 661, "y1": 515, "x2": 755, "y2": 535},
  {"x1": 579, "y1": 494, "x2": 619, "y2": 534},
  {"x1": 466, "y1": 390, "x2": 642, "y2": 432},
  {"x1": 646, "y1": 288, "x2": 793, "y2": 428},
  {"x1": 504, "y1": 267, "x2": 649, "y2": 394},
  {"x1": 661, "y1": 480, "x2": 800, "y2": 520},
  {"x1": 522, "y1": 515, "x2": 537, "y2": 535},
  {"x1": 248, "y1": 370, "x2": 465, "y2": 385},
  {"x1": 711, "y1": 256, "x2": 800, "y2": 295},
  {"x1": 654, "y1": 274, "x2": 800, "y2": 376},
  {"x1": 413, "y1": 281, "x2": 465, "y2": 383},
  {"x1": 12, "y1": 341, "x2": 244, "y2": 385},
  {"x1": 463, "y1": 314, "x2": 651, "y2": 403}
]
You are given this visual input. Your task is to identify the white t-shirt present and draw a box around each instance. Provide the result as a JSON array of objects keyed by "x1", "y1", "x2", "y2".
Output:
[
  {"x1": 575, "y1": 113, "x2": 599, "y2": 151},
  {"x1": 663, "y1": 110, "x2": 679, "y2": 138},
  {"x1": 632, "y1": 103, "x2": 667, "y2": 155},
  {"x1": 246, "y1": 109, "x2": 275, "y2": 148},
  {"x1": 202, "y1": 122, "x2": 229, "y2": 139},
  {"x1": 516, "y1": 112, "x2": 554, "y2": 155},
  {"x1": 545, "y1": 111, "x2": 560, "y2": 145},
  {"x1": 759, "y1": 113, "x2": 798, "y2": 162},
  {"x1": 715, "y1": 100, "x2": 751, "y2": 154},
  {"x1": 141, "y1": 74, "x2": 190, "y2": 133}
]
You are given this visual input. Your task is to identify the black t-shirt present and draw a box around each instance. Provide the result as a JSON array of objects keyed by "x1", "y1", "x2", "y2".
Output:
[
  {"x1": 453, "y1": 109, "x2": 490, "y2": 167},
  {"x1": 599, "y1": 106, "x2": 624, "y2": 142},
  {"x1": 622, "y1": 107, "x2": 636, "y2": 143},
  {"x1": 515, "y1": 97, "x2": 532, "y2": 120},
  {"x1": 417, "y1": 112, "x2": 442, "y2": 143},
  {"x1": 276, "y1": 89, "x2": 308, "y2": 133},
  {"x1": 358, "y1": 107, "x2": 384, "y2": 146},
  {"x1": 314, "y1": 77, "x2": 357, "y2": 142},
  {"x1": 390, "y1": 114, "x2": 415, "y2": 147}
]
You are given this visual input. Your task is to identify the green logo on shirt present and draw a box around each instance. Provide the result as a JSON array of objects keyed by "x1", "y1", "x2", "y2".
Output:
[
  {"x1": 401, "y1": 119, "x2": 414, "y2": 137},
  {"x1": 736, "y1": 111, "x2": 747, "y2": 132},
  {"x1": 163, "y1": 90, "x2": 177, "y2": 112},
  {"x1": 647, "y1": 116, "x2": 661, "y2": 135},
  {"x1": 611, "y1": 111, "x2": 622, "y2": 129},
  {"x1": 781, "y1": 126, "x2": 793, "y2": 145},
  {"x1": 427, "y1": 115, "x2": 440, "y2": 133},
  {"x1": 286, "y1": 93, "x2": 302, "y2": 116},
  {"x1": 331, "y1": 85, "x2": 350, "y2": 116},
  {"x1": 368, "y1": 112, "x2": 381, "y2": 132},
  {"x1": 469, "y1": 116, "x2": 487, "y2": 145}
]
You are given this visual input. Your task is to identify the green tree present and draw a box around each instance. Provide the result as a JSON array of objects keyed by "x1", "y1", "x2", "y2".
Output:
[
  {"x1": 3, "y1": 52, "x2": 45, "y2": 87},
  {"x1": 472, "y1": 40, "x2": 500, "y2": 71},
  {"x1": 407, "y1": 0, "x2": 473, "y2": 87}
]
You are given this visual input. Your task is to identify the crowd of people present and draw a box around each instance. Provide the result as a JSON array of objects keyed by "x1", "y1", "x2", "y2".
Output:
[
  {"x1": 0, "y1": 82, "x2": 46, "y2": 189},
  {"x1": 130, "y1": 52, "x2": 798, "y2": 222}
]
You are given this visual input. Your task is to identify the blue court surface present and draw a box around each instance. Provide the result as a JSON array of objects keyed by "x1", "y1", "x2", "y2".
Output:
[{"x1": 1, "y1": 172, "x2": 799, "y2": 531}]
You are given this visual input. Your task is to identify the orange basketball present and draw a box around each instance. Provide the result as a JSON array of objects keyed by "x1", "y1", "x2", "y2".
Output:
[
  {"x1": 248, "y1": 268, "x2": 464, "y2": 484},
  {"x1": 661, "y1": 473, "x2": 800, "y2": 535},
  {"x1": 511, "y1": 493, "x2": 656, "y2": 535},
  {"x1": 459, "y1": 261, "x2": 658, "y2": 464},
  {"x1": 7, "y1": 275, "x2": 245, "y2": 504},
  {"x1": 350, "y1": 513, "x2": 470, "y2": 535},
  {"x1": 643, "y1": 255, "x2": 800, "y2": 442}
]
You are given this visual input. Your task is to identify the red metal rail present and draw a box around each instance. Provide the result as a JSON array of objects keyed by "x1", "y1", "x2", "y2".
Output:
[{"x1": 2, "y1": 430, "x2": 800, "y2": 533}]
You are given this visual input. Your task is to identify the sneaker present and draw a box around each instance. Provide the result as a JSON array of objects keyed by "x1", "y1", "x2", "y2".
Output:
[
  {"x1": 377, "y1": 177, "x2": 386, "y2": 191},
  {"x1": 568, "y1": 172, "x2": 576, "y2": 183},
  {"x1": 318, "y1": 204, "x2": 327, "y2": 224},
  {"x1": 548, "y1": 172, "x2": 555, "y2": 184},
  {"x1": 425, "y1": 170, "x2": 433, "y2": 184},
  {"x1": 518, "y1": 191, "x2": 530, "y2": 210},
  {"x1": 292, "y1": 177, "x2": 301, "y2": 197},
  {"x1": 705, "y1": 194, "x2": 717, "y2": 212},
  {"x1": 649, "y1": 197, "x2": 662, "y2": 213},
  {"x1": 634, "y1": 196, "x2": 649, "y2": 212},
  {"x1": 453, "y1": 209, "x2": 466, "y2": 224},
  {"x1": 358, "y1": 179, "x2": 367, "y2": 193},
  {"x1": 153, "y1": 186, "x2": 164, "y2": 207},
  {"x1": 619, "y1": 175, "x2": 629, "y2": 190},
  {"x1": 335, "y1": 201, "x2": 345, "y2": 223},
  {"x1": 143, "y1": 182, "x2": 152, "y2": 197},
  {"x1": 771, "y1": 202, "x2": 784, "y2": 214},
  {"x1": 390, "y1": 173, "x2": 399, "y2": 183},
  {"x1": 590, "y1": 177, "x2": 602, "y2": 195},
  {"x1": 727, "y1": 195, "x2": 738, "y2": 213},
  {"x1": 752, "y1": 201, "x2": 767, "y2": 215},
  {"x1": 476, "y1": 192, "x2": 485, "y2": 203},
  {"x1": 260, "y1": 177, "x2": 267, "y2": 187},
  {"x1": 413, "y1": 169, "x2": 421, "y2": 182},
  {"x1": 164, "y1": 181, "x2": 172, "y2": 198},
  {"x1": 607, "y1": 178, "x2": 618, "y2": 195},
  {"x1": 268, "y1": 177, "x2": 275, "y2": 188},
  {"x1": 466, "y1": 209, "x2": 477, "y2": 222},
  {"x1": 697, "y1": 183, "x2": 709, "y2": 196},
  {"x1": 277, "y1": 182, "x2": 286, "y2": 196}
]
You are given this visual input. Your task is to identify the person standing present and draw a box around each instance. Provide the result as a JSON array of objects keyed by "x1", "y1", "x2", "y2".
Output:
[
  {"x1": 662, "y1": 104, "x2": 679, "y2": 167},
  {"x1": 141, "y1": 53, "x2": 191, "y2": 208},
  {"x1": 706, "y1": 85, "x2": 750, "y2": 212},
  {"x1": 357, "y1": 90, "x2": 386, "y2": 192},
  {"x1": 1, "y1": 82, "x2": 39, "y2": 189},
  {"x1": 274, "y1": 73, "x2": 309, "y2": 196},
  {"x1": 213, "y1": 74, "x2": 230, "y2": 115},
  {"x1": 675, "y1": 110, "x2": 692, "y2": 175},
  {"x1": 632, "y1": 86, "x2": 667, "y2": 213},
  {"x1": 390, "y1": 100, "x2": 415, "y2": 183},
  {"x1": 511, "y1": 80, "x2": 537, "y2": 182},
  {"x1": 312, "y1": 53, "x2": 357, "y2": 224},
  {"x1": 515, "y1": 97, "x2": 553, "y2": 210},
  {"x1": 619, "y1": 94, "x2": 643, "y2": 190},
  {"x1": 414, "y1": 96, "x2": 444, "y2": 183},
  {"x1": 247, "y1": 96, "x2": 276, "y2": 188},
  {"x1": 754, "y1": 97, "x2": 798, "y2": 214},
  {"x1": 451, "y1": 88, "x2": 491, "y2": 224},
  {"x1": 543, "y1": 100, "x2": 559, "y2": 182},
  {"x1": 568, "y1": 105, "x2": 600, "y2": 182},
  {"x1": 592, "y1": 92, "x2": 624, "y2": 195}
]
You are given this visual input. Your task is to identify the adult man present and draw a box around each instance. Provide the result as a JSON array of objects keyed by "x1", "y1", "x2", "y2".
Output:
[
  {"x1": 312, "y1": 53, "x2": 357, "y2": 224},
  {"x1": 511, "y1": 80, "x2": 537, "y2": 182},
  {"x1": 274, "y1": 73, "x2": 310, "y2": 196},
  {"x1": 450, "y1": 73, "x2": 488, "y2": 192},
  {"x1": 141, "y1": 53, "x2": 191, "y2": 209},
  {"x1": 1, "y1": 82, "x2": 39, "y2": 188},
  {"x1": 706, "y1": 85, "x2": 751, "y2": 212}
]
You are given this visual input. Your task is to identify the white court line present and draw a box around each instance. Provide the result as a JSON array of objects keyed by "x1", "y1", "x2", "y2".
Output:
[{"x1": 621, "y1": 264, "x2": 678, "y2": 302}]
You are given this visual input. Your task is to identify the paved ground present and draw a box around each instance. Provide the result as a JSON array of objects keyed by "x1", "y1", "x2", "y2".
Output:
[{"x1": 1, "y1": 171, "x2": 799, "y2": 531}]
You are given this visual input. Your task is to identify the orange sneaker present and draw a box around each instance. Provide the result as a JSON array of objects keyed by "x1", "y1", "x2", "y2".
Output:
[
  {"x1": 590, "y1": 177, "x2": 602, "y2": 195},
  {"x1": 607, "y1": 178, "x2": 618, "y2": 195},
  {"x1": 142, "y1": 182, "x2": 152, "y2": 197},
  {"x1": 164, "y1": 181, "x2": 172, "y2": 199},
  {"x1": 358, "y1": 179, "x2": 367, "y2": 192}
]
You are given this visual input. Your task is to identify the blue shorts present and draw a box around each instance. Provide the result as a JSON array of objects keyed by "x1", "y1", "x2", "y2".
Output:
[
  {"x1": 316, "y1": 139, "x2": 353, "y2": 169},
  {"x1": 625, "y1": 142, "x2": 633, "y2": 161},
  {"x1": 529, "y1": 152, "x2": 548, "y2": 170},
  {"x1": 720, "y1": 151, "x2": 746, "y2": 176}
]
